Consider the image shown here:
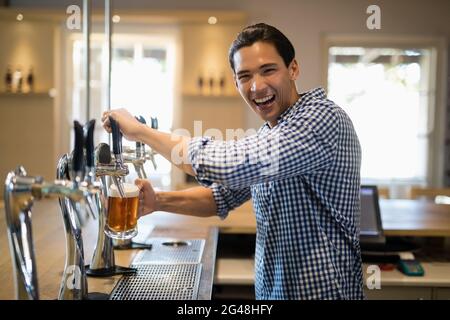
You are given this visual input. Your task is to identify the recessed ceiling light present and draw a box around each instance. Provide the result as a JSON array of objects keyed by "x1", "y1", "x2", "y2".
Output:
[
  {"x1": 112, "y1": 15, "x2": 120, "y2": 23},
  {"x1": 16, "y1": 14, "x2": 23, "y2": 21},
  {"x1": 208, "y1": 16, "x2": 217, "y2": 25}
]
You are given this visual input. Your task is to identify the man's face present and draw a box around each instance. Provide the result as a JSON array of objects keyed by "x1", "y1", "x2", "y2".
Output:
[{"x1": 233, "y1": 41, "x2": 299, "y2": 127}]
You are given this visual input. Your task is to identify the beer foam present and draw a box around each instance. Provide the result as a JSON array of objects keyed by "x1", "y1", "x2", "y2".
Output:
[{"x1": 109, "y1": 183, "x2": 140, "y2": 198}]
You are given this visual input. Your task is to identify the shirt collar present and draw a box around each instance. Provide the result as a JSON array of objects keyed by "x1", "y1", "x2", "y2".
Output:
[{"x1": 262, "y1": 87, "x2": 327, "y2": 130}]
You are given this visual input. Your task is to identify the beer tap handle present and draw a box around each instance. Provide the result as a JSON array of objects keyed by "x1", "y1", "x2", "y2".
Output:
[
  {"x1": 136, "y1": 115, "x2": 146, "y2": 127},
  {"x1": 135, "y1": 116, "x2": 146, "y2": 153},
  {"x1": 151, "y1": 117, "x2": 158, "y2": 130},
  {"x1": 109, "y1": 116, "x2": 126, "y2": 198},
  {"x1": 137, "y1": 115, "x2": 146, "y2": 123},
  {"x1": 109, "y1": 116, "x2": 122, "y2": 158},
  {"x1": 83, "y1": 120, "x2": 98, "y2": 219},
  {"x1": 148, "y1": 117, "x2": 158, "y2": 170},
  {"x1": 72, "y1": 121, "x2": 84, "y2": 177},
  {"x1": 85, "y1": 119, "x2": 96, "y2": 169},
  {"x1": 72, "y1": 121, "x2": 87, "y2": 221},
  {"x1": 73, "y1": 120, "x2": 98, "y2": 221}
]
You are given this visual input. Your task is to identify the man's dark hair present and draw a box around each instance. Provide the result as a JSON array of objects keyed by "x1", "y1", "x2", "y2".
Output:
[{"x1": 228, "y1": 23, "x2": 295, "y2": 73}]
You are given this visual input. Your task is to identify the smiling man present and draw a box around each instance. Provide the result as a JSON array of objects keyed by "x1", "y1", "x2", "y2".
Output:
[
  {"x1": 231, "y1": 34, "x2": 300, "y2": 128},
  {"x1": 102, "y1": 23, "x2": 363, "y2": 300}
]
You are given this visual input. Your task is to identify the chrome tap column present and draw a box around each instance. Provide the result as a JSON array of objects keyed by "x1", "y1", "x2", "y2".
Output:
[
  {"x1": 87, "y1": 117, "x2": 136, "y2": 277},
  {"x1": 4, "y1": 167, "x2": 40, "y2": 300},
  {"x1": 4, "y1": 165, "x2": 98, "y2": 300}
]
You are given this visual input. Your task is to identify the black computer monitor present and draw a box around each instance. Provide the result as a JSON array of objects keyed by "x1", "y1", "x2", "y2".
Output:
[{"x1": 360, "y1": 185, "x2": 386, "y2": 245}]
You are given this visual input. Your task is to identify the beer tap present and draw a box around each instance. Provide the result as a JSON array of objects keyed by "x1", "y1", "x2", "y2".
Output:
[
  {"x1": 57, "y1": 120, "x2": 106, "y2": 300},
  {"x1": 122, "y1": 116, "x2": 148, "y2": 179},
  {"x1": 4, "y1": 164, "x2": 98, "y2": 300},
  {"x1": 146, "y1": 117, "x2": 158, "y2": 171},
  {"x1": 122, "y1": 116, "x2": 158, "y2": 172},
  {"x1": 110, "y1": 116, "x2": 127, "y2": 197},
  {"x1": 87, "y1": 117, "x2": 136, "y2": 277},
  {"x1": 66, "y1": 121, "x2": 98, "y2": 224},
  {"x1": 84, "y1": 119, "x2": 99, "y2": 219},
  {"x1": 114, "y1": 115, "x2": 154, "y2": 250}
]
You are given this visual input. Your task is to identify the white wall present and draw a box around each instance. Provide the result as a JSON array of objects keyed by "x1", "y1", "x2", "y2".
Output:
[
  {"x1": 10, "y1": 0, "x2": 450, "y2": 90},
  {"x1": 0, "y1": 20, "x2": 56, "y2": 199},
  {"x1": 9, "y1": 0, "x2": 450, "y2": 126}
]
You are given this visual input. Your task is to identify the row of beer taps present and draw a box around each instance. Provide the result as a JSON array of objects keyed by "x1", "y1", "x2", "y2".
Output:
[{"x1": 4, "y1": 115, "x2": 158, "y2": 300}]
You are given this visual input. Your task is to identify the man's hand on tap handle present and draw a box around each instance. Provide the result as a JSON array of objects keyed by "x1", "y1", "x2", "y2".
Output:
[{"x1": 101, "y1": 108, "x2": 146, "y2": 142}]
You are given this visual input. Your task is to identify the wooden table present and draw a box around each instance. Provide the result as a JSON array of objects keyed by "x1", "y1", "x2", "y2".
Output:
[
  {"x1": 145, "y1": 199, "x2": 450, "y2": 237},
  {"x1": 0, "y1": 200, "x2": 217, "y2": 300},
  {"x1": 380, "y1": 199, "x2": 450, "y2": 237}
]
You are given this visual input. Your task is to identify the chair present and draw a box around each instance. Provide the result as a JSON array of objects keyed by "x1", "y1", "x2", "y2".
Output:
[{"x1": 377, "y1": 186, "x2": 390, "y2": 199}]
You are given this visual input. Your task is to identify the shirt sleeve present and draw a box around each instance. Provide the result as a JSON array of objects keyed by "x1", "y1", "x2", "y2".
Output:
[
  {"x1": 208, "y1": 183, "x2": 251, "y2": 219},
  {"x1": 188, "y1": 105, "x2": 339, "y2": 189}
]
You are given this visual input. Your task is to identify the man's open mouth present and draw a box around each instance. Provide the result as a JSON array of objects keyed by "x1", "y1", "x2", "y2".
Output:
[{"x1": 253, "y1": 94, "x2": 275, "y2": 109}]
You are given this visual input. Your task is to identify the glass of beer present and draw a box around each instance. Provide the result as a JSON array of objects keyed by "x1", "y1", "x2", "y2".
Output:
[{"x1": 105, "y1": 183, "x2": 139, "y2": 240}]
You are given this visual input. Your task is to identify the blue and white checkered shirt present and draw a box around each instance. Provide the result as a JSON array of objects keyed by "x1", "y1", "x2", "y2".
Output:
[{"x1": 188, "y1": 87, "x2": 364, "y2": 300}]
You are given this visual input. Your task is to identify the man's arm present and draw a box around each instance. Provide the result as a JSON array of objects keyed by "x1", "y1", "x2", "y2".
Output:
[
  {"x1": 135, "y1": 179, "x2": 251, "y2": 219},
  {"x1": 138, "y1": 125, "x2": 195, "y2": 176},
  {"x1": 156, "y1": 187, "x2": 218, "y2": 218},
  {"x1": 104, "y1": 105, "x2": 338, "y2": 191},
  {"x1": 135, "y1": 179, "x2": 217, "y2": 217}
]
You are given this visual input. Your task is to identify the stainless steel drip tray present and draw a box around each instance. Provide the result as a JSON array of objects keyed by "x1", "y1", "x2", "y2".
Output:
[
  {"x1": 132, "y1": 238, "x2": 205, "y2": 264},
  {"x1": 109, "y1": 263, "x2": 202, "y2": 300},
  {"x1": 110, "y1": 238, "x2": 205, "y2": 300}
]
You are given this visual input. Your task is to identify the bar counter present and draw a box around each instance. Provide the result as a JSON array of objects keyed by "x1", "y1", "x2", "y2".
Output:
[{"x1": 0, "y1": 200, "x2": 218, "y2": 300}]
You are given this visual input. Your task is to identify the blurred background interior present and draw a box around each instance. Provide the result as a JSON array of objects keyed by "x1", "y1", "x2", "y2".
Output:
[{"x1": 0, "y1": 0, "x2": 450, "y2": 300}]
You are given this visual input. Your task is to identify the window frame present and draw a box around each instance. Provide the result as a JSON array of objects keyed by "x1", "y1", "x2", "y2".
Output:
[
  {"x1": 321, "y1": 34, "x2": 447, "y2": 187},
  {"x1": 59, "y1": 23, "x2": 182, "y2": 190}
]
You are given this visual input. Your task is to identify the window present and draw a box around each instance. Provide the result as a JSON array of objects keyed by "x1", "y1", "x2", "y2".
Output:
[
  {"x1": 326, "y1": 42, "x2": 438, "y2": 185},
  {"x1": 70, "y1": 31, "x2": 177, "y2": 190}
]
